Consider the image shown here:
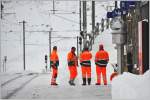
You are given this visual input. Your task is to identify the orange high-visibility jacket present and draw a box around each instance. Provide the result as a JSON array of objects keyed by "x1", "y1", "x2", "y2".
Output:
[
  {"x1": 95, "y1": 50, "x2": 109, "y2": 66},
  {"x1": 80, "y1": 51, "x2": 92, "y2": 61},
  {"x1": 67, "y1": 52, "x2": 78, "y2": 66},
  {"x1": 50, "y1": 50, "x2": 59, "y2": 67},
  {"x1": 80, "y1": 51, "x2": 92, "y2": 66},
  {"x1": 50, "y1": 50, "x2": 59, "y2": 61}
]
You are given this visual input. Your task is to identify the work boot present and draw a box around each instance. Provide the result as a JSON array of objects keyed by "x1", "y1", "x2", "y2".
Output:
[
  {"x1": 95, "y1": 83, "x2": 100, "y2": 85},
  {"x1": 82, "y1": 78, "x2": 86, "y2": 86},
  {"x1": 71, "y1": 82, "x2": 75, "y2": 86},
  {"x1": 69, "y1": 80, "x2": 75, "y2": 86},
  {"x1": 88, "y1": 78, "x2": 91, "y2": 85},
  {"x1": 69, "y1": 80, "x2": 72, "y2": 85},
  {"x1": 51, "y1": 82, "x2": 58, "y2": 86},
  {"x1": 72, "y1": 79, "x2": 76, "y2": 86}
]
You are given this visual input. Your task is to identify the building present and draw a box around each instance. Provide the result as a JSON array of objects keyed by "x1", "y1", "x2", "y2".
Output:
[{"x1": 126, "y1": 1, "x2": 149, "y2": 74}]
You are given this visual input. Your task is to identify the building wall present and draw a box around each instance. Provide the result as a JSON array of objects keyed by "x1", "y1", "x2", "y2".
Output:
[{"x1": 126, "y1": 1, "x2": 149, "y2": 74}]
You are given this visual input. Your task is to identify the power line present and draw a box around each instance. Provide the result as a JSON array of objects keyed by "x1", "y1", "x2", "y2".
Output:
[
  {"x1": 52, "y1": 38, "x2": 69, "y2": 43},
  {"x1": 48, "y1": 9, "x2": 79, "y2": 14},
  {"x1": 1, "y1": 40, "x2": 77, "y2": 47},
  {"x1": 52, "y1": 9, "x2": 79, "y2": 13},
  {"x1": 1, "y1": 29, "x2": 79, "y2": 33},
  {"x1": 52, "y1": 37, "x2": 76, "y2": 44},
  {"x1": 49, "y1": 12, "x2": 79, "y2": 14},
  {"x1": 25, "y1": 43, "x2": 48, "y2": 46},
  {"x1": 53, "y1": 14, "x2": 79, "y2": 24},
  {"x1": 0, "y1": 36, "x2": 76, "y2": 42},
  {"x1": 51, "y1": 36, "x2": 77, "y2": 38},
  {"x1": 25, "y1": 37, "x2": 76, "y2": 47},
  {"x1": 25, "y1": 30, "x2": 79, "y2": 33}
]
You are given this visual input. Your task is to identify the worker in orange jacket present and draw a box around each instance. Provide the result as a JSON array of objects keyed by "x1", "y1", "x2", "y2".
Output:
[
  {"x1": 95, "y1": 44, "x2": 109, "y2": 85},
  {"x1": 80, "y1": 47, "x2": 92, "y2": 85},
  {"x1": 67, "y1": 47, "x2": 78, "y2": 86},
  {"x1": 50, "y1": 46, "x2": 59, "y2": 85}
]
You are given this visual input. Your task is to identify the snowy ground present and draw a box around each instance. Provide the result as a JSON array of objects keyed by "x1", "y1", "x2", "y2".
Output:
[
  {"x1": 0, "y1": 71, "x2": 39, "y2": 99},
  {"x1": 1, "y1": 73, "x2": 111, "y2": 99},
  {"x1": 112, "y1": 69, "x2": 150, "y2": 99}
]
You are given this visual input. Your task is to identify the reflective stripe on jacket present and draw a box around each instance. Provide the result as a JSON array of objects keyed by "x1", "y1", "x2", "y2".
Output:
[
  {"x1": 50, "y1": 50, "x2": 59, "y2": 68},
  {"x1": 80, "y1": 60, "x2": 91, "y2": 67},
  {"x1": 95, "y1": 60, "x2": 108, "y2": 67},
  {"x1": 95, "y1": 50, "x2": 109, "y2": 67},
  {"x1": 80, "y1": 51, "x2": 92, "y2": 66}
]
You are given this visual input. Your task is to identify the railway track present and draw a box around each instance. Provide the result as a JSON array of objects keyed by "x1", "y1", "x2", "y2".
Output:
[{"x1": 1, "y1": 72, "x2": 39, "y2": 99}]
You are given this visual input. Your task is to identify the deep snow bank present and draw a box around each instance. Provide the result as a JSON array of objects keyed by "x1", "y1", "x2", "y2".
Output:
[{"x1": 112, "y1": 69, "x2": 150, "y2": 99}]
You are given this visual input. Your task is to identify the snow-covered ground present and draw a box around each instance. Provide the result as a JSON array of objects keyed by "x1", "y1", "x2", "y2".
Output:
[
  {"x1": 2, "y1": 73, "x2": 111, "y2": 99},
  {"x1": 0, "y1": 71, "x2": 39, "y2": 99},
  {"x1": 112, "y1": 69, "x2": 150, "y2": 99}
]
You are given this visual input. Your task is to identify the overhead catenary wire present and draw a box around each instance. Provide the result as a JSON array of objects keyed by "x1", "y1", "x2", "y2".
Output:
[
  {"x1": 53, "y1": 14, "x2": 79, "y2": 24},
  {"x1": 48, "y1": 8, "x2": 79, "y2": 14},
  {"x1": 49, "y1": 12, "x2": 79, "y2": 15},
  {"x1": 25, "y1": 30, "x2": 79, "y2": 33},
  {"x1": 0, "y1": 28, "x2": 78, "y2": 43},
  {"x1": 2, "y1": 0, "x2": 80, "y2": 28},
  {"x1": 39, "y1": 9, "x2": 79, "y2": 15},
  {"x1": 25, "y1": 37, "x2": 76, "y2": 47},
  {"x1": 1, "y1": 1, "x2": 80, "y2": 46}
]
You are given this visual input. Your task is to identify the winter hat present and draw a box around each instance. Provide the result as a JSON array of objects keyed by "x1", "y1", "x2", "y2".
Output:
[
  {"x1": 99, "y1": 44, "x2": 104, "y2": 50},
  {"x1": 71, "y1": 47, "x2": 76, "y2": 52},
  {"x1": 71, "y1": 47, "x2": 76, "y2": 50},
  {"x1": 53, "y1": 46, "x2": 57, "y2": 50}
]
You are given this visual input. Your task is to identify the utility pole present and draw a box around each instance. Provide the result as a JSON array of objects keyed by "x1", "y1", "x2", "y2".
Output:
[
  {"x1": 49, "y1": 28, "x2": 52, "y2": 71},
  {"x1": 117, "y1": 1, "x2": 125, "y2": 74},
  {"x1": 115, "y1": 1, "x2": 118, "y2": 8},
  {"x1": 83, "y1": 1, "x2": 87, "y2": 48},
  {"x1": 53, "y1": 0, "x2": 55, "y2": 14},
  {"x1": 79, "y1": 0, "x2": 81, "y2": 32},
  {"x1": 117, "y1": 44, "x2": 124, "y2": 74},
  {"x1": 1, "y1": 1, "x2": 4, "y2": 19},
  {"x1": 120, "y1": 1, "x2": 126, "y2": 74},
  {"x1": 116, "y1": 1, "x2": 124, "y2": 74},
  {"x1": 19, "y1": 20, "x2": 26, "y2": 71},
  {"x1": 23, "y1": 20, "x2": 26, "y2": 71},
  {"x1": 92, "y1": 1, "x2": 95, "y2": 45},
  {"x1": 77, "y1": 36, "x2": 79, "y2": 57},
  {"x1": 0, "y1": 7, "x2": 1, "y2": 73},
  {"x1": 79, "y1": 0, "x2": 82, "y2": 52}
]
